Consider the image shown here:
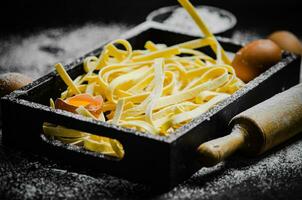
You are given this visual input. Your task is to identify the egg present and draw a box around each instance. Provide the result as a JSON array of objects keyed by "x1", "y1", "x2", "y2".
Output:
[
  {"x1": 232, "y1": 39, "x2": 282, "y2": 82},
  {"x1": 0, "y1": 72, "x2": 32, "y2": 97},
  {"x1": 268, "y1": 31, "x2": 302, "y2": 55}
]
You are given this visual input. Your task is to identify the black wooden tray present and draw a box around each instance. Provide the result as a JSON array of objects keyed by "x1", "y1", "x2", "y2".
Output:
[{"x1": 1, "y1": 22, "x2": 300, "y2": 189}]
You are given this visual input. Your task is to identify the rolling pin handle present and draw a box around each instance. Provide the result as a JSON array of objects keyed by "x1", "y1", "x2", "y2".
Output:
[{"x1": 197, "y1": 125, "x2": 247, "y2": 167}]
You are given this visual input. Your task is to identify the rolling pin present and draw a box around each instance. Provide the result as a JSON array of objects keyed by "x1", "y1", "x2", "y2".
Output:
[{"x1": 198, "y1": 83, "x2": 302, "y2": 167}]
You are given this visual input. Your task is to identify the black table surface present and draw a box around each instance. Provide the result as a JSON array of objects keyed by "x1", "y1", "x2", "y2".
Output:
[{"x1": 0, "y1": 17, "x2": 302, "y2": 200}]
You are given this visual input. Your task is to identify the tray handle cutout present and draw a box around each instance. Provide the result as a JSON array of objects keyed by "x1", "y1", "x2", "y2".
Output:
[{"x1": 42, "y1": 122, "x2": 125, "y2": 160}]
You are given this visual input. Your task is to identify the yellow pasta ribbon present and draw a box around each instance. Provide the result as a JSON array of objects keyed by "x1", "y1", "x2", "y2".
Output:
[
  {"x1": 177, "y1": 0, "x2": 231, "y2": 64},
  {"x1": 43, "y1": 0, "x2": 245, "y2": 158},
  {"x1": 55, "y1": 63, "x2": 81, "y2": 94}
]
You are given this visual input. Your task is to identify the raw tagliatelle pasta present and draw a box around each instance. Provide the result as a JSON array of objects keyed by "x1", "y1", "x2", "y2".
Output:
[{"x1": 42, "y1": 0, "x2": 245, "y2": 158}]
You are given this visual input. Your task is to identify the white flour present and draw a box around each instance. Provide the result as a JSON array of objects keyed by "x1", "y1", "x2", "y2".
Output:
[
  {"x1": 163, "y1": 6, "x2": 235, "y2": 35},
  {"x1": 0, "y1": 23, "x2": 130, "y2": 79}
]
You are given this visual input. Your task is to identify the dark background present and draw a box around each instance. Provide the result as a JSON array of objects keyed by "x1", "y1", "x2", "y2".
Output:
[
  {"x1": 1, "y1": 0, "x2": 301, "y2": 35},
  {"x1": 1, "y1": 0, "x2": 302, "y2": 199}
]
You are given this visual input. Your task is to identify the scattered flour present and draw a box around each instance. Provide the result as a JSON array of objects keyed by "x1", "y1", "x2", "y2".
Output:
[
  {"x1": 0, "y1": 23, "x2": 130, "y2": 79},
  {"x1": 163, "y1": 6, "x2": 235, "y2": 35},
  {"x1": 0, "y1": 22, "x2": 302, "y2": 199},
  {"x1": 1, "y1": 128, "x2": 302, "y2": 199}
]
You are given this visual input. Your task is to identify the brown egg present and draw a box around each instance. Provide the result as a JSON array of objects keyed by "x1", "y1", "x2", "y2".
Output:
[
  {"x1": 0, "y1": 72, "x2": 32, "y2": 97},
  {"x1": 268, "y1": 31, "x2": 302, "y2": 55},
  {"x1": 232, "y1": 39, "x2": 282, "y2": 83}
]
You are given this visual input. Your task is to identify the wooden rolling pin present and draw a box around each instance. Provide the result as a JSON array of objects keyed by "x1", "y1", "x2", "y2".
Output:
[{"x1": 198, "y1": 83, "x2": 302, "y2": 167}]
